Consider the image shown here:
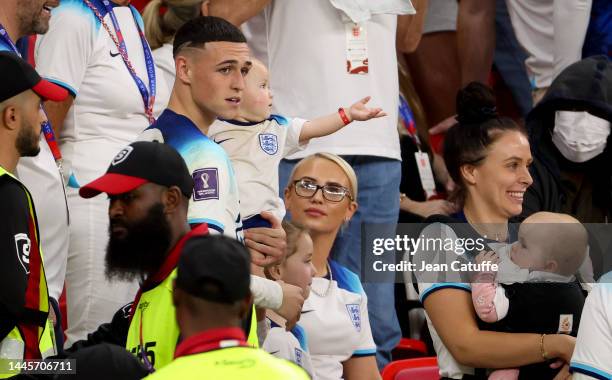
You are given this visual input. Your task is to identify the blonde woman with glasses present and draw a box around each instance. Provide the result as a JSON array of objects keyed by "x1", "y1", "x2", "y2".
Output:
[{"x1": 284, "y1": 153, "x2": 381, "y2": 380}]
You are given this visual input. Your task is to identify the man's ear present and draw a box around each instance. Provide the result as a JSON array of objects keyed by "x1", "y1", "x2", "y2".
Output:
[
  {"x1": 162, "y1": 186, "x2": 182, "y2": 214},
  {"x1": 2, "y1": 105, "x2": 19, "y2": 131},
  {"x1": 175, "y1": 55, "x2": 193, "y2": 85}
]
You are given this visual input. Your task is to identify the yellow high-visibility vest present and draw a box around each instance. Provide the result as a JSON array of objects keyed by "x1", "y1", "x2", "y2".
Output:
[
  {"x1": 0, "y1": 167, "x2": 56, "y2": 378},
  {"x1": 143, "y1": 345, "x2": 310, "y2": 380},
  {"x1": 126, "y1": 268, "x2": 259, "y2": 370}
]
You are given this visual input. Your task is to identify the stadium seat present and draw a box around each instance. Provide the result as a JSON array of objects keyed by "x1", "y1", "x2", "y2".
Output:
[
  {"x1": 391, "y1": 337, "x2": 428, "y2": 359},
  {"x1": 382, "y1": 357, "x2": 439, "y2": 380}
]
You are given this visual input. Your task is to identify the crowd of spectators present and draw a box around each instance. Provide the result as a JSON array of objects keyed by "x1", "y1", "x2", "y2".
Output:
[{"x1": 0, "y1": 0, "x2": 611, "y2": 379}]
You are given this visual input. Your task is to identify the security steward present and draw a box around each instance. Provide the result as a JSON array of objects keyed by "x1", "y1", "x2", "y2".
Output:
[
  {"x1": 72, "y1": 141, "x2": 257, "y2": 372},
  {"x1": 144, "y1": 235, "x2": 309, "y2": 380},
  {"x1": 0, "y1": 52, "x2": 68, "y2": 375}
]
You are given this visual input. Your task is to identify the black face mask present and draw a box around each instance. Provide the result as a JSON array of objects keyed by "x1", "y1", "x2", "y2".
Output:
[{"x1": 105, "y1": 203, "x2": 172, "y2": 283}]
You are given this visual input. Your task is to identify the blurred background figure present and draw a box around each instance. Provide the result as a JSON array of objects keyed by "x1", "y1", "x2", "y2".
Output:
[
  {"x1": 142, "y1": 0, "x2": 210, "y2": 94},
  {"x1": 35, "y1": 0, "x2": 170, "y2": 345}
]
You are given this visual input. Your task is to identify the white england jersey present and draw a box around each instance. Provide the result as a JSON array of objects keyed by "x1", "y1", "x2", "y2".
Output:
[
  {"x1": 263, "y1": 320, "x2": 316, "y2": 379},
  {"x1": 208, "y1": 115, "x2": 306, "y2": 223},
  {"x1": 300, "y1": 260, "x2": 376, "y2": 380},
  {"x1": 570, "y1": 272, "x2": 612, "y2": 380},
  {"x1": 139, "y1": 109, "x2": 243, "y2": 239}
]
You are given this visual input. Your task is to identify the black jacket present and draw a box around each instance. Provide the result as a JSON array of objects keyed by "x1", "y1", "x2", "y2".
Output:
[{"x1": 520, "y1": 55, "x2": 612, "y2": 224}]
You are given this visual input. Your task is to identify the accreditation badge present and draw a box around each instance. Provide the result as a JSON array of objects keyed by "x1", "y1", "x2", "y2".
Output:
[
  {"x1": 415, "y1": 152, "x2": 436, "y2": 199},
  {"x1": 345, "y1": 22, "x2": 368, "y2": 75}
]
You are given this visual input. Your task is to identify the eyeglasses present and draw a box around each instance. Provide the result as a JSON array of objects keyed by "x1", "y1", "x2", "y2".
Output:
[{"x1": 292, "y1": 178, "x2": 353, "y2": 202}]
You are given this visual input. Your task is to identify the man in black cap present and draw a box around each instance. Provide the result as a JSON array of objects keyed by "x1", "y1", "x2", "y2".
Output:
[
  {"x1": 0, "y1": 52, "x2": 67, "y2": 368},
  {"x1": 68, "y1": 141, "x2": 204, "y2": 372},
  {"x1": 73, "y1": 140, "x2": 304, "y2": 372},
  {"x1": 143, "y1": 235, "x2": 309, "y2": 380}
]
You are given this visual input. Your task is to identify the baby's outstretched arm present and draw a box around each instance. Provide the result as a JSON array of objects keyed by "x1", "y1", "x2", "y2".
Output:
[
  {"x1": 298, "y1": 96, "x2": 386, "y2": 143},
  {"x1": 471, "y1": 251, "x2": 508, "y2": 323}
]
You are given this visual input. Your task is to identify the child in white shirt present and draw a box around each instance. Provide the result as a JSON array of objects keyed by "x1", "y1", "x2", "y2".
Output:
[
  {"x1": 263, "y1": 221, "x2": 317, "y2": 378},
  {"x1": 208, "y1": 59, "x2": 385, "y2": 229}
]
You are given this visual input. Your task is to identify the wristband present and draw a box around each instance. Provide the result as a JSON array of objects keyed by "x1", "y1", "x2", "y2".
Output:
[
  {"x1": 540, "y1": 334, "x2": 550, "y2": 360},
  {"x1": 338, "y1": 107, "x2": 351, "y2": 126}
]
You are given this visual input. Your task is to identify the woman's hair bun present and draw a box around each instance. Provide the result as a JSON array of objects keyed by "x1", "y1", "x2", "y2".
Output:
[{"x1": 456, "y1": 81, "x2": 498, "y2": 125}]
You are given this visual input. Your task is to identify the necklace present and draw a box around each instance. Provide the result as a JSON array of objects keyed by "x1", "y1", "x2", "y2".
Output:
[
  {"x1": 463, "y1": 210, "x2": 507, "y2": 242},
  {"x1": 310, "y1": 263, "x2": 333, "y2": 298}
]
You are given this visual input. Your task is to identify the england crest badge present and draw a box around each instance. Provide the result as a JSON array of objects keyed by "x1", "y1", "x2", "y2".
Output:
[
  {"x1": 259, "y1": 133, "x2": 278, "y2": 155},
  {"x1": 346, "y1": 304, "x2": 361, "y2": 332}
]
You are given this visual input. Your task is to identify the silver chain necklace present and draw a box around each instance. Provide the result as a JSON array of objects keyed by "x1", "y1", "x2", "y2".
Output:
[{"x1": 310, "y1": 263, "x2": 333, "y2": 298}]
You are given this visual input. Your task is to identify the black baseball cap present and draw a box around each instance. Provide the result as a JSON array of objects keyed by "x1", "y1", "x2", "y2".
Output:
[
  {"x1": 176, "y1": 235, "x2": 251, "y2": 304},
  {"x1": 79, "y1": 141, "x2": 194, "y2": 198},
  {"x1": 0, "y1": 51, "x2": 68, "y2": 102}
]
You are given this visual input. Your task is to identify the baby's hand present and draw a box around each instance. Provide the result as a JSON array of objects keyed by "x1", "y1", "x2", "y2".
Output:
[
  {"x1": 348, "y1": 96, "x2": 387, "y2": 122},
  {"x1": 475, "y1": 251, "x2": 499, "y2": 266}
]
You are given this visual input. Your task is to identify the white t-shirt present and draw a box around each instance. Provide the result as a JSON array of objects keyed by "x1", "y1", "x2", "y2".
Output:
[
  {"x1": 258, "y1": 0, "x2": 401, "y2": 160},
  {"x1": 208, "y1": 116, "x2": 306, "y2": 222},
  {"x1": 263, "y1": 319, "x2": 316, "y2": 379},
  {"x1": 35, "y1": 0, "x2": 170, "y2": 187},
  {"x1": 505, "y1": 0, "x2": 591, "y2": 89},
  {"x1": 570, "y1": 272, "x2": 612, "y2": 379},
  {"x1": 152, "y1": 43, "x2": 174, "y2": 96},
  {"x1": 300, "y1": 260, "x2": 376, "y2": 380}
]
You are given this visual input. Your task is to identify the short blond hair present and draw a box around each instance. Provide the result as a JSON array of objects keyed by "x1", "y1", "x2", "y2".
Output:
[{"x1": 289, "y1": 153, "x2": 358, "y2": 200}]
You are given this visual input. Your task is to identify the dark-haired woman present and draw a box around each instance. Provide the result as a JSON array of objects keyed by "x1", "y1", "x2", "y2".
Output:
[{"x1": 414, "y1": 82, "x2": 575, "y2": 379}]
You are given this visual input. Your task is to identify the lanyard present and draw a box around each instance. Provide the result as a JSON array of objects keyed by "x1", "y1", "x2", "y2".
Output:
[
  {"x1": 0, "y1": 24, "x2": 64, "y2": 165},
  {"x1": 0, "y1": 24, "x2": 19, "y2": 52},
  {"x1": 399, "y1": 94, "x2": 421, "y2": 149},
  {"x1": 83, "y1": 0, "x2": 157, "y2": 124}
]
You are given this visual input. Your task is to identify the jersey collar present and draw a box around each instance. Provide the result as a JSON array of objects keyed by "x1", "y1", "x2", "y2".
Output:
[{"x1": 174, "y1": 327, "x2": 248, "y2": 358}]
